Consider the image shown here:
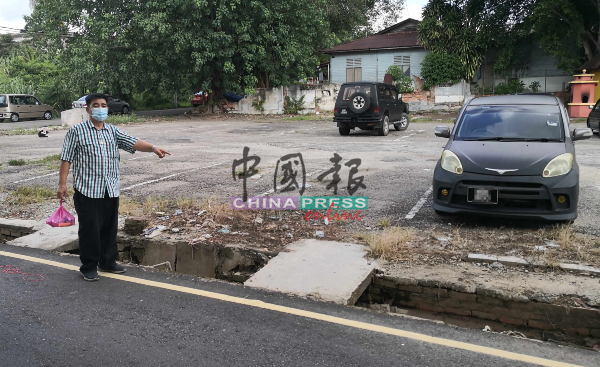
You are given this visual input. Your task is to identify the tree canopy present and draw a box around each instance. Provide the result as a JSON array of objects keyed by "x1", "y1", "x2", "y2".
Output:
[
  {"x1": 419, "y1": 0, "x2": 598, "y2": 76},
  {"x1": 25, "y1": 0, "x2": 332, "y2": 109}
]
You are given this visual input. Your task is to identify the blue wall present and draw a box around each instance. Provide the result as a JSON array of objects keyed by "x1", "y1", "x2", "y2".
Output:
[{"x1": 330, "y1": 48, "x2": 430, "y2": 83}]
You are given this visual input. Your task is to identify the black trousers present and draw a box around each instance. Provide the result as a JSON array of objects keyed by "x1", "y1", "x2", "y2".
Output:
[{"x1": 73, "y1": 189, "x2": 119, "y2": 274}]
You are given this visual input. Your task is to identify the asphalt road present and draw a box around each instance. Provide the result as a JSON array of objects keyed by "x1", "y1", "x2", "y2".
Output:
[
  {"x1": 0, "y1": 108, "x2": 194, "y2": 130},
  {"x1": 1, "y1": 244, "x2": 597, "y2": 367}
]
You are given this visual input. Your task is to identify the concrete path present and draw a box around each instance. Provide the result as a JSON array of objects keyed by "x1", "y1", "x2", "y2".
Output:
[
  {"x1": 245, "y1": 239, "x2": 377, "y2": 305},
  {"x1": 8, "y1": 224, "x2": 78, "y2": 252}
]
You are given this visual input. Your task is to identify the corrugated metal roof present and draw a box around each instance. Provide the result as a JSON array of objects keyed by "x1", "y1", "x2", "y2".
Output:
[{"x1": 326, "y1": 31, "x2": 421, "y2": 53}]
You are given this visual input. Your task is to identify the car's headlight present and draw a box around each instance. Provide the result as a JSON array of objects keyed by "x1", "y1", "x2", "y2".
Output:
[
  {"x1": 441, "y1": 150, "x2": 463, "y2": 174},
  {"x1": 543, "y1": 153, "x2": 573, "y2": 178}
]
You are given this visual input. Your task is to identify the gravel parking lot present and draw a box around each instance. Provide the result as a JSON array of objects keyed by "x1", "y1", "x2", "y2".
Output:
[{"x1": 1, "y1": 114, "x2": 599, "y2": 265}]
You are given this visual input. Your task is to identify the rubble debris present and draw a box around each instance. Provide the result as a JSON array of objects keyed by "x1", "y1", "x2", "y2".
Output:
[
  {"x1": 143, "y1": 225, "x2": 168, "y2": 238},
  {"x1": 315, "y1": 230, "x2": 324, "y2": 238}
]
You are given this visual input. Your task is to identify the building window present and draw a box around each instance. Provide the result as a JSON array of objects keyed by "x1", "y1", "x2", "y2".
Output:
[
  {"x1": 346, "y1": 58, "x2": 362, "y2": 82},
  {"x1": 394, "y1": 56, "x2": 410, "y2": 76}
]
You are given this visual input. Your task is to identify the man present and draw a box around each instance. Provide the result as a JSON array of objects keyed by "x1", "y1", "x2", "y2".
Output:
[{"x1": 57, "y1": 93, "x2": 170, "y2": 281}]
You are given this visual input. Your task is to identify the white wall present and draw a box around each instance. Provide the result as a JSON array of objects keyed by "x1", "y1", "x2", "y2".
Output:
[{"x1": 61, "y1": 108, "x2": 88, "y2": 127}]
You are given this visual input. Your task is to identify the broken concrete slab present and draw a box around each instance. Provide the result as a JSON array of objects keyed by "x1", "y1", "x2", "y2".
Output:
[
  {"x1": 245, "y1": 239, "x2": 377, "y2": 305},
  {"x1": 467, "y1": 254, "x2": 498, "y2": 263},
  {"x1": 559, "y1": 263, "x2": 600, "y2": 276},
  {"x1": 496, "y1": 256, "x2": 529, "y2": 267},
  {"x1": 8, "y1": 224, "x2": 79, "y2": 252},
  {"x1": 0, "y1": 217, "x2": 46, "y2": 232},
  {"x1": 140, "y1": 240, "x2": 176, "y2": 268}
]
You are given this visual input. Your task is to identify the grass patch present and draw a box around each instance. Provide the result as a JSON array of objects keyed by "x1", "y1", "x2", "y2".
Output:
[
  {"x1": 7, "y1": 154, "x2": 61, "y2": 169},
  {"x1": 8, "y1": 159, "x2": 27, "y2": 166},
  {"x1": 119, "y1": 197, "x2": 143, "y2": 216},
  {"x1": 142, "y1": 195, "x2": 172, "y2": 215},
  {"x1": 106, "y1": 113, "x2": 143, "y2": 125},
  {"x1": 8, "y1": 186, "x2": 56, "y2": 205},
  {"x1": 376, "y1": 217, "x2": 392, "y2": 228},
  {"x1": 358, "y1": 227, "x2": 415, "y2": 261},
  {"x1": 284, "y1": 115, "x2": 323, "y2": 121},
  {"x1": 176, "y1": 196, "x2": 196, "y2": 210}
]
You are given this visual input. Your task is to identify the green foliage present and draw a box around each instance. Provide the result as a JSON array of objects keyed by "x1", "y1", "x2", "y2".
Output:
[
  {"x1": 385, "y1": 65, "x2": 405, "y2": 83},
  {"x1": 420, "y1": 52, "x2": 465, "y2": 89},
  {"x1": 284, "y1": 95, "x2": 306, "y2": 114},
  {"x1": 396, "y1": 76, "x2": 415, "y2": 93},
  {"x1": 26, "y1": 0, "x2": 331, "y2": 113},
  {"x1": 385, "y1": 65, "x2": 414, "y2": 93},
  {"x1": 494, "y1": 79, "x2": 525, "y2": 95},
  {"x1": 531, "y1": 0, "x2": 596, "y2": 71},
  {"x1": 106, "y1": 113, "x2": 142, "y2": 125},
  {"x1": 529, "y1": 81, "x2": 541, "y2": 93},
  {"x1": 251, "y1": 99, "x2": 265, "y2": 114},
  {"x1": 326, "y1": 0, "x2": 405, "y2": 43},
  {"x1": 8, "y1": 159, "x2": 27, "y2": 166}
]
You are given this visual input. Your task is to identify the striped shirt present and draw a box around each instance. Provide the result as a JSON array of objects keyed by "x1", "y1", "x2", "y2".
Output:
[{"x1": 60, "y1": 120, "x2": 138, "y2": 198}]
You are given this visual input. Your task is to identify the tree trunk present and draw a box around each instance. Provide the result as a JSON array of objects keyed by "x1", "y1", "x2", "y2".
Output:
[{"x1": 174, "y1": 90, "x2": 178, "y2": 108}]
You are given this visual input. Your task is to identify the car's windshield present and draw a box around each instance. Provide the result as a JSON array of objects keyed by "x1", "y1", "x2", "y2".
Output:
[
  {"x1": 340, "y1": 85, "x2": 373, "y2": 100},
  {"x1": 456, "y1": 105, "x2": 564, "y2": 141}
]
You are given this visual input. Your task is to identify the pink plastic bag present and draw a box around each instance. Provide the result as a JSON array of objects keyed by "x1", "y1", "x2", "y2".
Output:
[{"x1": 46, "y1": 200, "x2": 76, "y2": 227}]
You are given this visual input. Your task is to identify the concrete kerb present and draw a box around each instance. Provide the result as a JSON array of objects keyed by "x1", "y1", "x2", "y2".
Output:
[
  {"x1": 360, "y1": 273, "x2": 600, "y2": 347},
  {"x1": 467, "y1": 253, "x2": 600, "y2": 276}
]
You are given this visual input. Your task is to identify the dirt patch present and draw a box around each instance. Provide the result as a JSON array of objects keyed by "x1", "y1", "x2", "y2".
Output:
[{"x1": 117, "y1": 196, "x2": 358, "y2": 253}]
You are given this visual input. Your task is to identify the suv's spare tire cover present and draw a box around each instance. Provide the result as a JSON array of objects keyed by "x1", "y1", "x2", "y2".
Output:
[{"x1": 348, "y1": 92, "x2": 371, "y2": 114}]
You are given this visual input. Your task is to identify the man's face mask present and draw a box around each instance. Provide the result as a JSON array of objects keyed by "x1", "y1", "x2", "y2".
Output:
[{"x1": 91, "y1": 108, "x2": 109, "y2": 121}]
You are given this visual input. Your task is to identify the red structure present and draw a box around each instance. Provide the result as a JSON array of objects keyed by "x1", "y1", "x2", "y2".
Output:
[{"x1": 568, "y1": 69, "x2": 597, "y2": 118}]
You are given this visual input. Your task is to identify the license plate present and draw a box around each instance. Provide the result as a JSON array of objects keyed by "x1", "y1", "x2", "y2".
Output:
[
  {"x1": 341, "y1": 109, "x2": 347, "y2": 114},
  {"x1": 467, "y1": 187, "x2": 498, "y2": 204}
]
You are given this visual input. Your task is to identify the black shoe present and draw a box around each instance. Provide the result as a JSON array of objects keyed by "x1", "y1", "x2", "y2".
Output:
[
  {"x1": 98, "y1": 263, "x2": 126, "y2": 274},
  {"x1": 83, "y1": 271, "x2": 100, "y2": 282}
]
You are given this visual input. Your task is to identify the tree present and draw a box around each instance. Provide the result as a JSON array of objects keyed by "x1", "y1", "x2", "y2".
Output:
[
  {"x1": 26, "y1": 0, "x2": 331, "y2": 112},
  {"x1": 418, "y1": 0, "x2": 535, "y2": 80},
  {"x1": 325, "y1": 0, "x2": 405, "y2": 43},
  {"x1": 420, "y1": 52, "x2": 465, "y2": 89},
  {"x1": 530, "y1": 0, "x2": 599, "y2": 70}
]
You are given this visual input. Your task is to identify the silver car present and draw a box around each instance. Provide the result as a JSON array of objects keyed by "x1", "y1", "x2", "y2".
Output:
[{"x1": 0, "y1": 94, "x2": 53, "y2": 122}]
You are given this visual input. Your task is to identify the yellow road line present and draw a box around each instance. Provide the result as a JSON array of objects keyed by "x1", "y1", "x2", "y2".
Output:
[{"x1": 0, "y1": 250, "x2": 585, "y2": 367}]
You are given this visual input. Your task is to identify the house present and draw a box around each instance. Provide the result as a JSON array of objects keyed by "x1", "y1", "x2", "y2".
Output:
[
  {"x1": 324, "y1": 19, "x2": 571, "y2": 94},
  {"x1": 324, "y1": 19, "x2": 427, "y2": 84},
  {"x1": 473, "y1": 45, "x2": 573, "y2": 94}
]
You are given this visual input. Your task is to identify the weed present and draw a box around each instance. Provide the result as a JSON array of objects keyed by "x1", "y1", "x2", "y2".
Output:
[
  {"x1": 8, "y1": 159, "x2": 27, "y2": 166},
  {"x1": 176, "y1": 196, "x2": 196, "y2": 210},
  {"x1": 142, "y1": 196, "x2": 171, "y2": 215},
  {"x1": 284, "y1": 115, "x2": 321, "y2": 121},
  {"x1": 119, "y1": 197, "x2": 142, "y2": 216},
  {"x1": 376, "y1": 217, "x2": 392, "y2": 228},
  {"x1": 106, "y1": 113, "x2": 142, "y2": 125},
  {"x1": 8, "y1": 186, "x2": 56, "y2": 205},
  {"x1": 359, "y1": 227, "x2": 415, "y2": 261}
]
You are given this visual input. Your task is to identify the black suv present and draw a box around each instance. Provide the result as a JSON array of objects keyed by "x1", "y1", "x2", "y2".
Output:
[{"x1": 333, "y1": 82, "x2": 410, "y2": 136}]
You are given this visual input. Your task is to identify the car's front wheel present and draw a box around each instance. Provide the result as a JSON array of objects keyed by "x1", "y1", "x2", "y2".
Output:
[
  {"x1": 378, "y1": 115, "x2": 389, "y2": 136},
  {"x1": 44, "y1": 111, "x2": 53, "y2": 120},
  {"x1": 122, "y1": 106, "x2": 130, "y2": 115},
  {"x1": 10, "y1": 113, "x2": 19, "y2": 122},
  {"x1": 339, "y1": 127, "x2": 351, "y2": 136},
  {"x1": 395, "y1": 113, "x2": 410, "y2": 131}
]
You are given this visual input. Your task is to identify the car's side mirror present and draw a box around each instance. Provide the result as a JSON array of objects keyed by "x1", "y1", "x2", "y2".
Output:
[
  {"x1": 435, "y1": 126, "x2": 451, "y2": 138},
  {"x1": 589, "y1": 105, "x2": 594, "y2": 109},
  {"x1": 398, "y1": 93, "x2": 402, "y2": 101},
  {"x1": 572, "y1": 128, "x2": 593, "y2": 141}
]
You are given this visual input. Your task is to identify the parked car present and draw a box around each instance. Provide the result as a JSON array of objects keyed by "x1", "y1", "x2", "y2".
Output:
[
  {"x1": 432, "y1": 94, "x2": 592, "y2": 221},
  {"x1": 0, "y1": 94, "x2": 53, "y2": 122},
  {"x1": 586, "y1": 99, "x2": 600, "y2": 134},
  {"x1": 191, "y1": 91, "x2": 209, "y2": 107},
  {"x1": 72, "y1": 95, "x2": 87, "y2": 109},
  {"x1": 333, "y1": 82, "x2": 410, "y2": 136},
  {"x1": 72, "y1": 95, "x2": 130, "y2": 114}
]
